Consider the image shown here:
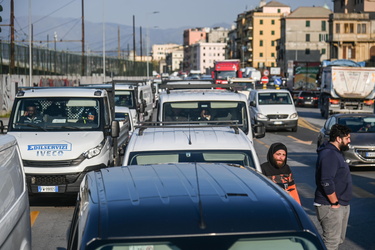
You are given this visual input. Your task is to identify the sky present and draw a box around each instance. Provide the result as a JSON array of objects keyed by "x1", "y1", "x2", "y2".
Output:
[{"x1": 8, "y1": 0, "x2": 333, "y2": 30}]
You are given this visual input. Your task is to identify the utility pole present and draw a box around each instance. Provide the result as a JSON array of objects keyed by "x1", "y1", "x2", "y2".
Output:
[
  {"x1": 133, "y1": 15, "x2": 136, "y2": 62},
  {"x1": 81, "y1": 0, "x2": 85, "y2": 76},
  {"x1": 140, "y1": 26, "x2": 143, "y2": 60},
  {"x1": 117, "y1": 26, "x2": 120, "y2": 58},
  {"x1": 10, "y1": 0, "x2": 15, "y2": 74}
]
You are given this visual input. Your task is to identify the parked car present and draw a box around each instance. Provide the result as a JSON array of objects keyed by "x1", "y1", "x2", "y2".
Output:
[
  {"x1": 67, "y1": 163, "x2": 326, "y2": 250},
  {"x1": 0, "y1": 134, "x2": 31, "y2": 250},
  {"x1": 317, "y1": 113, "x2": 375, "y2": 167},
  {"x1": 295, "y1": 91, "x2": 319, "y2": 108}
]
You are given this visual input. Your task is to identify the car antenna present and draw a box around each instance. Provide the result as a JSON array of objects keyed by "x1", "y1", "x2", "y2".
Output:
[{"x1": 195, "y1": 162, "x2": 206, "y2": 229}]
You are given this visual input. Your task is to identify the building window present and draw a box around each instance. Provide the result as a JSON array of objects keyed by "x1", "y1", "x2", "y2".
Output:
[
  {"x1": 271, "y1": 30, "x2": 275, "y2": 35},
  {"x1": 271, "y1": 20, "x2": 275, "y2": 25},
  {"x1": 306, "y1": 34, "x2": 310, "y2": 42},
  {"x1": 260, "y1": 20, "x2": 263, "y2": 25},
  {"x1": 344, "y1": 23, "x2": 354, "y2": 33},
  {"x1": 260, "y1": 40, "x2": 263, "y2": 46},
  {"x1": 271, "y1": 41, "x2": 275, "y2": 46},
  {"x1": 277, "y1": 9, "x2": 281, "y2": 13},
  {"x1": 306, "y1": 20, "x2": 310, "y2": 27},
  {"x1": 357, "y1": 23, "x2": 366, "y2": 34},
  {"x1": 260, "y1": 53, "x2": 263, "y2": 57},
  {"x1": 260, "y1": 30, "x2": 263, "y2": 35},
  {"x1": 305, "y1": 49, "x2": 310, "y2": 55},
  {"x1": 322, "y1": 48, "x2": 326, "y2": 54},
  {"x1": 336, "y1": 23, "x2": 340, "y2": 33},
  {"x1": 271, "y1": 52, "x2": 275, "y2": 57},
  {"x1": 322, "y1": 21, "x2": 326, "y2": 31}
]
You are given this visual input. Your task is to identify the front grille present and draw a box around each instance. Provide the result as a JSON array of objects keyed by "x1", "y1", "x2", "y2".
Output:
[
  {"x1": 267, "y1": 114, "x2": 288, "y2": 119},
  {"x1": 354, "y1": 148, "x2": 375, "y2": 162},
  {"x1": 23, "y1": 155, "x2": 85, "y2": 167},
  {"x1": 26, "y1": 173, "x2": 81, "y2": 185}
]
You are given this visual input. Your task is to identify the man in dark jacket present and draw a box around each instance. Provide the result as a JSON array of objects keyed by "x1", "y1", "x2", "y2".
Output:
[
  {"x1": 261, "y1": 142, "x2": 301, "y2": 204},
  {"x1": 314, "y1": 124, "x2": 352, "y2": 250}
]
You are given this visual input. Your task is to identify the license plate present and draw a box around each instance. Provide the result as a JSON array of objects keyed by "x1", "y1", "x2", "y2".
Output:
[
  {"x1": 38, "y1": 186, "x2": 58, "y2": 192},
  {"x1": 273, "y1": 121, "x2": 283, "y2": 125},
  {"x1": 365, "y1": 152, "x2": 375, "y2": 157}
]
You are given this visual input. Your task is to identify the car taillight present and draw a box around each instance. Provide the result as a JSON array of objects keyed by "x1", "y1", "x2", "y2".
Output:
[
  {"x1": 298, "y1": 97, "x2": 304, "y2": 100},
  {"x1": 329, "y1": 98, "x2": 340, "y2": 104},
  {"x1": 364, "y1": 99, "x2": 374, "y2": 105},
  {"x1": 313, "y1": 97, "x2": 318, "y2": 100}
]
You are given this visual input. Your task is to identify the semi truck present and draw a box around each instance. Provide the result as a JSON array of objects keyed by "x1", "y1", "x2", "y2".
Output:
[
  {"x1": 211, "y1": 60, "x2": 242, "y2": 84},
  {"x1": 319, "y1": 59, "x2": 375, "y2": 118}
]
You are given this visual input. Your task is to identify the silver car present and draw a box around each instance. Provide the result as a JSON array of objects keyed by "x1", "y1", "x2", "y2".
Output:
[{"x1": 317, "y1": 113, "x2": 375, "y2": 168}]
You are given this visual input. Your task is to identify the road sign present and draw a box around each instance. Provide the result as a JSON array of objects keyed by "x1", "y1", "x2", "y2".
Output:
[
  {"x1": 261, "y1": 76, "x2": 269, "y2": 84},
  {"x1": 263, "y1": 69, "x2": 269, "y2": 76},
  {"x1": 274, "y1": 78, "x2": 282, "y2": 86}
]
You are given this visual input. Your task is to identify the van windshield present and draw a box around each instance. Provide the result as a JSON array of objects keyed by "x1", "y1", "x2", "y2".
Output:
[
  {"x1": 258, "y1": 93, "x2": 292, "y2": 105},
  {"x1": 162, "y1": 101, "x2": 249, "y2": 134},
  {"x1": 9, "y1": 97, "x2": 103, "y2": 132},
  {"x1": 115, "y1": 90, "x2": 136, "y2": 108},
  {"x1": 128, "y1": 150, "x2": 255, "y2": 169}
]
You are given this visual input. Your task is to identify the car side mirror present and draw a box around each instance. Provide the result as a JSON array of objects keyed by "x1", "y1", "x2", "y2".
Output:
[
  {"x1": 250, "y1": 101, "x2": 256, "y2": 107},
  {"x1": 111, "y1": 120, "x2": 120, "y2": 138},
  {"x1": 253, "y1": 122, "x2": 265, "y2": 139}
]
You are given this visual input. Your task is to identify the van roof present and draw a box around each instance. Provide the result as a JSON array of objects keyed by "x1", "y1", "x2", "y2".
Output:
[
  {"x1": 80, "y1": 163, "x2": 321, "y2": 242},
  {"x1": 159, "y1": 89, "x2": 247, "y2": 102},
  {"x1": 252, "y1": 89, "x2": 290, "y2": 94},
  {"x1": 16, "y1": 87, "x2": 108, "y2": 98},
  {"x1": 126, "y1": 126, "x2": 253, "y2": 152}
]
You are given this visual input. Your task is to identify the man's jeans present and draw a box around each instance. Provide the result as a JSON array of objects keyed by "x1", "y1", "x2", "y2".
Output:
[{"x1": 315, "y1": 205, "x2": 350, "y2": 250}]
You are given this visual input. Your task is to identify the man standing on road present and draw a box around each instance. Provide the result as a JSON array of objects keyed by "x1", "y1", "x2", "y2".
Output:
[
  {"x1": 261, "y1": 142, "x2": 301, "y2": 205},
  {"x1": 314, "y1": 124, "x2": 352, "y2": 250}
]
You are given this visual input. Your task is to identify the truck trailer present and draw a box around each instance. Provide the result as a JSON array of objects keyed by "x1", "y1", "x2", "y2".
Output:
[{"x1": 319, "y1": 59, "x2": 375, "y2": 118}]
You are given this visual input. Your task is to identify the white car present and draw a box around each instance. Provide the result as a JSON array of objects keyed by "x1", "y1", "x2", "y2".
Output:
[
  {"x1": 249, "y1": 89, "x2": 298, "y2": 132},
  {"x1": 122, "y1": 123, "x2": 262, "y2": 172}
]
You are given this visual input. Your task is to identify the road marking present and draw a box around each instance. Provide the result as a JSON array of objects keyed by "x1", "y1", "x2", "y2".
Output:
[
  {"x1": 30, "y1": 211, "x2": 39, "y2": 227},
  {"x1": 287, "y1": 135, "x2": 313, "y2": 145},
  {"x1": 299, "y1": 118, "x2": 320, "y2": 132},
  {"x1": 254, "y1": 138, "x2": 269, "y2": 148},
  {"x1": 352, "y1": 186, "x2": 375, "y2": 198}
]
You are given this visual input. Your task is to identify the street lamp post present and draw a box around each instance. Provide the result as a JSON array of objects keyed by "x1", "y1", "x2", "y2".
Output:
[{"x1": 146, "y1": 11, "x2": 159, "y2": 79}]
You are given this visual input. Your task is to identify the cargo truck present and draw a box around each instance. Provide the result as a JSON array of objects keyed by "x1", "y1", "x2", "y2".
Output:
[
  {"x1": 211, "y1": 60, "x2": 242, "y2": 85},
  {"x1": 319, "y1": 59, "x2": 375, "y2": 118}
]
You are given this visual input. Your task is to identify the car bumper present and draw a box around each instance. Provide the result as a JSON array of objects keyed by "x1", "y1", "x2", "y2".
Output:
[
  {"x1": 258, "y1": 119, "x2": 298, "y2": 130},
  {"x1": 345, "y1": 148, "x2": 375, "y2": 167}
]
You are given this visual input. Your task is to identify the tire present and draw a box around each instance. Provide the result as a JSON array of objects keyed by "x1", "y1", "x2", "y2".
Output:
[{"x1": 291, "y1": 126, "x2": 298, "y2": 132}]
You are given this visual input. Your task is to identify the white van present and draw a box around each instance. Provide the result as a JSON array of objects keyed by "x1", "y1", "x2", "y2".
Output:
[
  {"x1": 5, "y1": 87, "x2": 120, "y2": 195},
  {"x1": 122, "y1": 123, "x2": 262, "y2": 172},
  {"x1": 157, "y1": 87, "x2": 265, "y2": 141},
  {"x1": 0, "y1": 134, "x2": 31, "y2": 250},
  {"x1": 113, "y1": 81, "x2": 154, "y2": 124},
  {"x1": 249, "y1": 89, "x2": 298, "y2": 132}
]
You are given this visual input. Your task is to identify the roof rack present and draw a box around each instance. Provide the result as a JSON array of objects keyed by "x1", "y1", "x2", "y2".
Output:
[
  {"x1": 136, "y1": 121, "x2": 241, "y2": 135},
  {"x1": 160, "y1": 83, "x2": 245, "y2": 93}
]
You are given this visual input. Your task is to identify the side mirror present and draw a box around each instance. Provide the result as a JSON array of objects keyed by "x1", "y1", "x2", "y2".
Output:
[
  {"x1": 252, "y1": 122, "x2": 266, "y2": 139},
  {"x1": 0, "y1": 120, "x2": 7, "y2": 134},
  {"x1": 250, "y1": 101, "x2": 256, "y2": 107},
  {"x1": 139, "y1": 99, "x2": 146, "y2": 113},
  {"x1": 111, "y1": 120, "x2": 120, "y2": 138}
]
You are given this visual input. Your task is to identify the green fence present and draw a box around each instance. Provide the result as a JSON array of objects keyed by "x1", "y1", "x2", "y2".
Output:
[{"x1": 0, "y1": 42, "x2": 151, "y2": 76}]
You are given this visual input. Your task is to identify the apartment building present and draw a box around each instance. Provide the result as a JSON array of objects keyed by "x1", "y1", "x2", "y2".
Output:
[
  {"x1": 279, "y1": 6, "x2": 331, "y2": 77},
  {"x1": 235, "y1": 0, "x2": 291, "y2": 69},
  {"x1": 329, "y1": 0, "x2": 375, "y2": 64},
  {"x1": 189, "y1": 42, "x2": 226, "y2": 73}
]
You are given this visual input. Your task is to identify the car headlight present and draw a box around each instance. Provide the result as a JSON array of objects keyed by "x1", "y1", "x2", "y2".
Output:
[
  {"x1": 82, "y1": 139, "x2": 105, "y2": 159},
  {"x1": 290, "y1": 113, "x2": 298, "y2": 119},
  {"x1": 256, "y1": 113, "x2": 268, "y2": 120}
]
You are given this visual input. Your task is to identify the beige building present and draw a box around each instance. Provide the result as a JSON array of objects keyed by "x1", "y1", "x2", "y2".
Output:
[
  {"x1": 329, "y1": 0, "x2": 375, "y2": 65},
  {"x1": 189, "y1": 42, "x2": 226, "y2": 73},
  {"x1": 236, "y1": 0, "x2": 291, "y2": 69},
  {"x1": 152, "y1": 43, "x2": 182, "y2": 73},
  {"x1": 165, "y1": 46, "x2": 184, "y2": 73},
  {"x1": 279, "y1": 6, "x2": 332, "y2": 75}
]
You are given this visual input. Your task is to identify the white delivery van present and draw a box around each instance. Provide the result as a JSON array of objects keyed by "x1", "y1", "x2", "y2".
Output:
[
  {"x1": 0, "y1": 134, "x2": 31, "y2": 250},
  {"x1": 157, "y1": 86, "x2": 265, "y2": 141},
  {"x1": 5, "y1": 87, "x2": 119, "y2": 195},
  {"x1": 112, "y1": 80, "x2": 154, "y2": 124},
  {"x1": 249, "y1": 89, "x2": 298, "y2": 132},
  {"x1": 122, "y1": 123, "x2": 262, "y2": 172}
]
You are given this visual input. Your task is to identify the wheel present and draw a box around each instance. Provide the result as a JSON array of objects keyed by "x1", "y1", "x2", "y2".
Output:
[{"x1": 291, "y1": 126, "x2": 298, "y2": 132}]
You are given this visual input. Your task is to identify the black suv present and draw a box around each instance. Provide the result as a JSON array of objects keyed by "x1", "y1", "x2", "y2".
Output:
[{"x1": 67, "y1": 163, "x2": 326, "y2": 250}]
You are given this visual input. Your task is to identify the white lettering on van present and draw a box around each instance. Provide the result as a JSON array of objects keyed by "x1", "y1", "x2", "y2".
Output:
[{"x1": 36, "y1": 151, "x2": 64, "y2": 156}]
